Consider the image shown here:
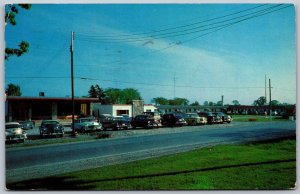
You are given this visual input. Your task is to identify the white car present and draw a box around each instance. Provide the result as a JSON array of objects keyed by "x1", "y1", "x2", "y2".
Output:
[
  {"x1": 5, "y1": 122, "x2": 27, "y2": 143},
  {"x1": 73, "y1": 117, "x2": 102, "y2": 132}
]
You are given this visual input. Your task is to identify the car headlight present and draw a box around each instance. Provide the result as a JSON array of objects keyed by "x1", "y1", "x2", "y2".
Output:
[{"x1": 14, "y1": 129, "x2": 22, "y2": 134}]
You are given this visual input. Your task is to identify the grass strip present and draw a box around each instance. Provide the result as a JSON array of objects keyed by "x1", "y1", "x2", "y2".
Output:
[{"x1": 7, "y1": 137, "x2": 296, "y2": 190}]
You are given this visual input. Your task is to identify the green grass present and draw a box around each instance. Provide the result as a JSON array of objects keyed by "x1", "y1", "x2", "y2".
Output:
[
  {"x1": 7, "y1": 137, "x2": 296, "y2": 190},
  {"x1": 232, "y1": 115, "x2": 289, "y2": 122}
]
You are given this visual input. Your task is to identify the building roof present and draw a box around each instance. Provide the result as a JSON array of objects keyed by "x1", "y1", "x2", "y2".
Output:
[{"x1": 6, "y1": 96, "x2": 99, "y2": 102}]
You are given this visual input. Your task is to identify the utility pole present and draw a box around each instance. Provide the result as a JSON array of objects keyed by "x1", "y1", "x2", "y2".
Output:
[
  {"x1": 70, "y1": 31, "x2": 76, "y2": 136},
  {"x1": 265, "y1": 74, "x2": 267, "y2": 103},
  {"x1": 173, "y1": 76, "x2": 177, "y2": 98},
  {"x1": 269, "y1": 78, "x2": 272, "y2": 119}
]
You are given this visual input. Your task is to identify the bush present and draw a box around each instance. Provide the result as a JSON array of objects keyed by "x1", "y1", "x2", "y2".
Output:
[{"x1": 248, "y1": 118, "x2": 257, "y2": 122}]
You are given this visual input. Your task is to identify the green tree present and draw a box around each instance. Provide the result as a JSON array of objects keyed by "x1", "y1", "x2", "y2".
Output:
[
  {"x1": 253, "y1": 96, "x2": 266, "y2": 106},
  {"x1": 88, "y1": 85, "x2": 97, "y2": 98},
  {"x1": 270, "y1": 100, "x2": 280, "y2": 106},
  {"x1": 190, "y1": 101, "x2": 200, "y2": 106},
  {"x1": 152, "y1": 97, "x2": 169, "y2": 105},
  {"x1": 169, "y1": 98, "x2": 189, "y2": 106},
  {"x1": 94, "y1": 84, "x2": 106, "y2": 104},
  {"x1": 5, "y1": 4, "x2": 31, "y2": 60},
  {"x1": 216, "y1": 101, "x2": 223, "y2": 106},
  {"x1": 203, "y1": 101, "x2": 209, "y2": 106},
  {"x1": 208, "y1": 101, "x2": 216, "y2": 106},
  {"x1": 104, "y1": 88, "x2": 142, "y2": 104},
  {"x1": 6, "y1": 83, "x2": 21, "y2": 96},
  {"x1": 120, "y1": 88, "x2": 142, "y2": 104},
  {"x1": 232, "y1": 100, "x2": 240, "y2": 105}
]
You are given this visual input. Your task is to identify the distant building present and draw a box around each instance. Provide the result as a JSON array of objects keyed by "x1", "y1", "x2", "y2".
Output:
[
  {"x1": 5, "y1": 96, "x2": 99, "y2": 122},
  {"x1": 92, "y1": 104, "x2": 132, "y2": 117}
]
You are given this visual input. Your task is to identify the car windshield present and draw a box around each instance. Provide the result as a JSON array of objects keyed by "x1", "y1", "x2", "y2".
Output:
[
  {"x1": 6, "y1": 124, "x2": 21, "y2": 129},
  {"x1": 42, "y1": 121, "x2": 59, "y2": 125},
  {"x1": 80, "y1": 118, "x2": 92, "y2": 122},
  {"x1": 114, "y1": 117, "x2": 124, "y2": 121},
  {"x1": 186, "y1": 113, "x2": 197, "y2": 118}
]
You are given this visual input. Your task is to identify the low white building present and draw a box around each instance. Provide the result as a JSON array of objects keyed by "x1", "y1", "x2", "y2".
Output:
[
  {"x1": 92, "y1": 103, "x2": 158, "y2": 117},
  {"x1": 93, "y1": 104, "x2": 132, "y2": 117},
  {"x1": 144, "y1": 104, "x2": 158, "y2": 112}
]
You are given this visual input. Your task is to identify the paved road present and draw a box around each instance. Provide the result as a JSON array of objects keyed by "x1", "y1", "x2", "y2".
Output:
[{"x1": 6, "y1": 121, "x2": 296, "y2": 183}]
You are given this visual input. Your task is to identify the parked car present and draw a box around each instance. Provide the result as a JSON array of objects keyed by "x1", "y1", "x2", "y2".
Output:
[
  {"x1": 5, "y1": 122, "x2": 27, "y2": 143},
  {"x1": 120, "y1": 114, "x2": 132, "y2": 126},
  {"x1": 184, "y1": 113, "x2": 207, "y2": 125},
  {"x1": 74, "y1": 117, "x2": 102, "y2": 132},
  {"x1": 39, "y1": 120, "x2": 64, "y2": 138},
  {"x1": 143, "y1": 111, "x2": 162, "y2": 126},
  {"x1": 197, "y1": 112, "x2": 216, "y2": 124},
  {"x1": 212, "y1": 112, "x2": 223, "y2": 124},
  {"x1": 214, "y1": 112, "x2": 232, "y2": 123},
  {"x1": 113, "y1": 116, "x2": 130, "y2": 130},
  {"x1": 131, "y1": 115, "x2": 157, "y2": 129},
  {"x1": 98, "y1": 114, "x2": 128, "y2": 130},
  {"x1": 161, "y1": 113, "x2": 187, "y2": 127},
  {"x1": 19, "y1": 120, "x2": 35, "y2": 130}
]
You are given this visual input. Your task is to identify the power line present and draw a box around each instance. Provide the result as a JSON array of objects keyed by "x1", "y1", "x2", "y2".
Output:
[
  {"x1": 76, "y1": 4, "x2": 285, "y2": 43},
  {"x1": 76, "y1": 4, "x2": 267, "y2": 39}
]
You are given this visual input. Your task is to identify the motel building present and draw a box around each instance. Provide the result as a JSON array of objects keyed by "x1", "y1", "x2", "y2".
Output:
[{"x1": 5, "y1": 96, "x2": 157, "y2": 122}]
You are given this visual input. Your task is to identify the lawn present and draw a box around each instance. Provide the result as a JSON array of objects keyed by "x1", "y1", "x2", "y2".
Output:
[
  {"x1": 7, "y1": 136, "x2": 296, "y2": 190},
  {"x1": 231, "y1": 115, "x2": 289, "y2": 122}
]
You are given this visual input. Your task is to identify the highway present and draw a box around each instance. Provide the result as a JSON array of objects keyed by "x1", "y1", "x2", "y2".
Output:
[{"x1": 6, "y1": 121, "x2": 296, "y2": 183}]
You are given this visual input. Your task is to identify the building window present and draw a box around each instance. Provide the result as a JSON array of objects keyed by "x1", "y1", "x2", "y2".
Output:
[{"x1": 116, "y1": 110, "x2": 129, "y2": 116}]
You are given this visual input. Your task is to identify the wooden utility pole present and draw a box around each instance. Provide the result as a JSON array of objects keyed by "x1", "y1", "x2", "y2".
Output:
[
  {"x1": 70, "y1": 31, "x2": 76, "y2": 136},
  {"x1": 269, "y1": 78, "x2": 272, "y2": 119}
]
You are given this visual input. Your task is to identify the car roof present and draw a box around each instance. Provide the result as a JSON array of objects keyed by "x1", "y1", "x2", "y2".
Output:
[{"x1": 6, "y1": 122, "x2": 21, "y2": 125}]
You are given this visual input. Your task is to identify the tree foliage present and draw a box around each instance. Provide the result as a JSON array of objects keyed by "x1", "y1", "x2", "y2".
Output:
[
  {"x1": 190, "y1": 101, "x2": 200, "y2": 106},
  {"x1": 232, "y1": 100, "x2": 240, "y2": 105},
  {"x1": 152, "y1": 97, "x2": 169, "y2": 105},
  {"x1": 270, "y1": 100, "x2": 280, "y2": 106},
  {"x1": 5, "y1": 4, "x2": 31, "y2": 60},
  {"x1": 6, "y1": 83, "x2": 22, "y2": 96},
  {"x1": 253, "y1": 96, "x2": 266, "y2": 106},
  {"x1": 104, "y1": 88, "x2": 142, "y2": 104},
  {"x1": 88, "y1": 84, "x2": 106, "y2": 103}
]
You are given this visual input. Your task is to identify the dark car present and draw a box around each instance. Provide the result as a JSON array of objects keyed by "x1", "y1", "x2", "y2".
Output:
[
  {"x1": 214, "y1": 112, "x2": 232, "y2": 123},
  {"x1": 19, "y1": 120, "x2": 35, "y2": 130},
  {"x1": 161, "y1": 113, "x2": 187, "y2": 127},
  {"x1": 197, "y1": 112, "x2": 216, "y2": 124},
  {"x1": 99, "y1": 114, "x2": 128, "y2": 130},
  {"x1": 212, "y1": 112, "x2": 223, "y2": 124},
  {"x1": 131, "y1": 115, "x2": 157, "y2": 129},
  {"x1": 39, "y1": 120, "x2": 64, "y2": 138}
]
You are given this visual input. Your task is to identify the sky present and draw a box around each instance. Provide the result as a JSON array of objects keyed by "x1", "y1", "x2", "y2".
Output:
[{"x1": 4, "y1": 3, "x2": 296, "y2": 105}]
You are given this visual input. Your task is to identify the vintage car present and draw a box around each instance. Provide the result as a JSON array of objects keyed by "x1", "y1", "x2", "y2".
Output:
[
  {"x1": 39, "y1": 120, "x2": 64, "y2": 138},
  {"x1": 214, "y1": 112, "x2": 233, "y2": 123},
  {"x1": 5, "y1": 122, "x2": 27, "y2": 143},
  {"x1": 143, "y1": 111, "x2": 162, "y2": 127},
  {"x1": 98, "y1": 114, "x2": 128, "y2": 130},
  {"x1": 131, "y1": 114, "x2": 158, "y2": 129},
  {"x1": 184, "y1": 113, "x2": 207, "y2": 125},
  {"x1": 73, "y1": 117, "x2": 102, "y2": 132},
  {"x1": 197, "y1": 112, "x2": 217, "y2": 124},
  {"x1": 19, "y1": 120, "x2": 35, "y2": 130},
  {"x1": 161, "y1": 113, "x2": 187, "y2": 127}
]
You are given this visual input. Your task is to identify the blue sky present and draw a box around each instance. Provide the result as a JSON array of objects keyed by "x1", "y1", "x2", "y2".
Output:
[{"x1": 5, "y1": 4, "x2": 296, "y2": 105}]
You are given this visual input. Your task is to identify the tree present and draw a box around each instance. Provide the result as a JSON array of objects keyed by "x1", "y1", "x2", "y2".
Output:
[
  {"x1": 253, "y1": 96, "x2": 266, "y2": 106},
  {"x1": 88, "y1": 85, "x2": 97, "y2": 98},
  {"x1": 232, "y1": 100, "x2": 240, "y2": 106},
  {"x1": 5, "y1": 4, "x2": 31, "y2": 60},
  {"x1": 169, "y1": 98, "x2": 189, "y2": 106},
  {"x1": 94, "y1": 84, "x2": 106, "y2": 104},
  {"x1": 190, "y1": 101, "x2": 200, "y2": 106},
  {"x1": 270, "y1": 100, "x2": 280, "y2": 106},
  {"x1": 88, "y1": 84, "x2": 107, "y2": 103},
  {"x1": 120, "y1": 88, "x2": 142, "y2": 104},
  {"x1": 6, "y1": 83, "x2": 21, "y2": 96},
  {"x1": 152, "y1": 97, "x2": 169, "y2": 105},
  {"x1": 105, "y1": 88, "x2": 142, "y2": 104},
  {"x1": 208, "y1": 101, "x2": 216, "y2": 106},
  {"x1": 216, "y1": 101, "x2": 223, "y2": 106},
  {"x1": 203, "y1": 101, "x2": 209, "y2": 106}
]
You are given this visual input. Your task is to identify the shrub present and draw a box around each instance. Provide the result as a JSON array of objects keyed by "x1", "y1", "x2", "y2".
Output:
[{"x1": 248, "y1": 118, "x2": 257, "y2": 122}]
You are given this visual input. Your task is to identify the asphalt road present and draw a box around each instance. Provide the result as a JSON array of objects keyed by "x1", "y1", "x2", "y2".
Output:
[{"x1": 6, "y1": 121, "x2": 296, "y2": 183}]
